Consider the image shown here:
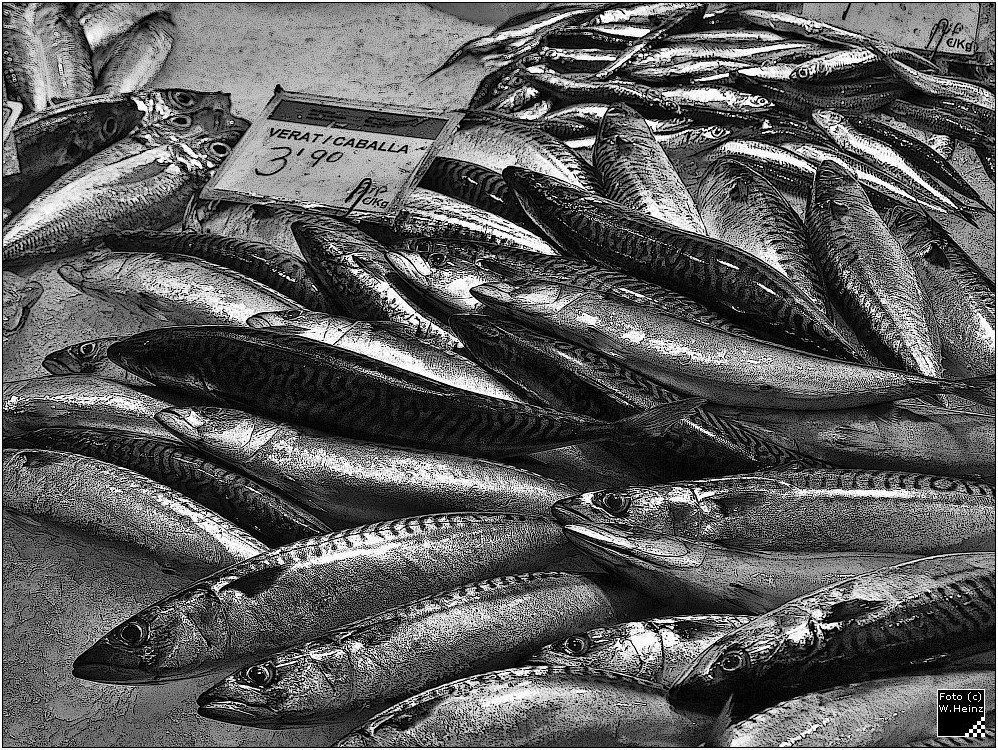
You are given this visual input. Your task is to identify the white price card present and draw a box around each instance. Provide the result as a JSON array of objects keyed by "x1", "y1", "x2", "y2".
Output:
[
  {"x1": 3, "y1": 100, "x2": 22, "y2": 177},
  {"x1": 202, "y1": 88, "x2": 461, "y2": 223}
]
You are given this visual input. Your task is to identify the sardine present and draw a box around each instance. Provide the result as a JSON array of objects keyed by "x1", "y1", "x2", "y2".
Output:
[
  {"x1": 334, "y1": 666, "x2": 713, "y2": 747},
  {"x1": 93, "y1": 11, "x2": 175, "y2": 95},
  {"x1": 503, "y1": 168, "x2": 859, "y2": 360},
  {"x1": 870, "y1": 44, "x2": 995, "y2": 114},
  {"x1": 718, "y1": 671, "x2": 996, "y2": 747},
  {"x1": 529, "y1": 615, "x2": 753, "y2": 683},
  {"x1": 19, "y1": 427, "x2": 330, "y2": 546},
  {"x1": 562, "y1": 522, "x2": 916, "y2": 614},
  {"x1": 807, "y1": 161, "x2": 944, "y2": 380},
  {"x1": 540, "y1": 103, "x2": 691, "y2": 138},
  {"x1": 672, "y1": 553, "x2": 996, "y2": 705},
  {"x1": 101, "y1": 230, "x2": 332, "y2": 312},
  {"x1": 696, "y1": 159, "x2": 828, "y2": 312},
  {"x1": 889, "y1": 98, "x2": 994, "y2": 149},
  {"x1": 620, "y1": 41, "x2": 828, "y2": 73},
  {"x1": 470, "y1": 280, "x2": 988, "y2": 409},
  {"x1": 731, "y1": 71, "x2": 904, "y2": 115},
  {"x1": 787, "y1": 46, "x2": 926, "y2": 82},
  {"x1": 554, "y1": 468, "x2": 996, "y2": 554},
  {"x1": 2, "y1": 270, "x2": 42, "y2": 342},
  {"x1": 4, "y1": 124, "x2": 247, "y2": 265},
  {"x1": 58, "y1": 249, "x2": 302, "y2": 326},
  {"x1": 3, "y1": 374, "x2": 186, "y2": 441},
  {"x1": 419, "y1": 157, "x2": 534, "y2": 228},
  {"x1": 593, "y1": 103, "x2": 705, "y2": 233},
  {"x1": 155, "y1": 405, "x2": 577, "y2": 525},
  {"x1": 247, "y1": 310, "x2": 520, "y2": 401},
  {"x1": 43, "y1": 336, "x2": 148, "y2": 386},
  {"x1": 73, "y1": 512, "x2": 583, "y2": 682},
  {"x1": 107, "y1": 325, "x2": 701, "y2": 458},
  {"x1": 570, "y1": 123, "x2": 737, "y2": 160},
  {"x1": 2, "y1": 448, "x2": 267, "y2": 576},
  {"x1": 197, "y1": 571, "x2": 643, "y2": 727},
  {"x1": 886, "y1": 207, "x2": 995, "y2": 378}
]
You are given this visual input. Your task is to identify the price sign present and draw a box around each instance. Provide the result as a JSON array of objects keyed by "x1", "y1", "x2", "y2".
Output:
[
  {"x1": 809, "y1": 4, "x2": 982, "y2": 57},
  {"x1": 3, "y1": 100, "x2": 22, "y2": 176},
  {"x1": 202, "y1": 88, "x2": 461, "y2": 223}
]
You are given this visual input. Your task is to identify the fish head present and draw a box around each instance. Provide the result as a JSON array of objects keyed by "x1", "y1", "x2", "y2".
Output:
[
  {"x1": 502, "y1": 166, "x2": 583, "y2": 210},
  {"x1": 562, "y1": 522, "x2": 709, "y2": 572},
  {"x1": 470, "y1": 280, "x2": 591, "y2": 317},
  {"x1": 188, "y1": 126, "x2": 247, "y2": 169},
  {"x1": 74, "y1": 588, "x2": 224, "y2": 683},
  {"x1": 156, "y1": 406, "x2": 281, "y2": 463},
  {"x1": 198, "y1": 644, "x2": 353, "y2": 727},
  {"x1": 387, "y1": 245, "x2": 500, "y2": 312},
  {"x1": 141, "y1": 89, "x2": 232, "y2": 120},
  {"x1": 670, "y1": 608, "x2": 816, "y2": 705},
  {"x1": 552, "y1": 485, "x2": 708, "y2": 535},
  {"x1": 57, "y1": 249, "x2": 130, "y2": 292},
  {"x1": 790, "y1": 58, "x2": 830, "y2": 81},
  {"x1": 528, "y1": 621, "x2": 660, "y2": 677},
  {"x1": 42, "y1": 338, "x2": 115, "y2": 376},
  {"x1": 811, "y1": 109, "x2": 847, "y2": 135}
]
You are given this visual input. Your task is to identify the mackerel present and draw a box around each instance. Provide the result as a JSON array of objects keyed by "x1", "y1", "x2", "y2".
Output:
[
  {"x1": 43, "y1": 336, "x2": 149, "y2": 386},
  {"x1": 419, "y1": 157, "x2": 534, "y2": 227},
  {"x1": 93, "y1": 11, "x2": 175, "y2": 95},
  {"x1": 183, "y1": 199, "x2": 304, "y2": 256}
]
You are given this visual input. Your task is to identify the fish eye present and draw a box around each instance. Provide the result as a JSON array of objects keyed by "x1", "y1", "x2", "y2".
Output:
[
  {"x1": 427, "y1": 252, "x2": 448, "y2": 268},
  {"x1": 114, "y1": 620, "x2": 149, "y2": 648},
  {"x1": 103, "y1": 117, "x2": 118, "y2": 135},
  {"x1": 595, "y1": 492, "x2": 631, "y2": 517},
  {"x1": 78, "y1": 342, "x2": 96, "y2": 357},
  {"x1": 169, "y1": 114, "x2": 192, "y2": 128},
  {"x1": 210, "y1": 142, "x2": 232, "y2": 158},
  {"x1": 238, "y1": 662, "x2": 275, "y2": 689},
  {"x1": 174, "y1": 91, "x2": 195, "y2": 107},
  {"x1": 559, "y1": 634, "x2": 592, "y2": 656},
  {"x1": 716, "y1": 648, "x2": 750, "y2": 673}
]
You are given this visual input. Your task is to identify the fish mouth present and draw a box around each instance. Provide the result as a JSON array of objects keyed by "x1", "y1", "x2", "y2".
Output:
[
  {"x1": 561, "y1": 523, "x2": 636, "y2": 565},
  {"x1": 384, "y1": 251, "x2": 430, "y2": 279},
  {"x1": 196, "y1": 699, "x2": 267, "y2": 724},
  {"x1": 469, "y1": 282, "x2": 516, "y2": 307},
  {"x1": 56, "y1": 264, "x2": 85, "y2": 287},
  {"x1": 72, "y1": 649, "x2": 156, "y2": 684},
  {"x1": 155, "y1": 407, "x2": 203, "y2": 443},
  {"x1": 550, "y1": 501, "x2": 597, "y2": 526},
  {"x1": 41, "y1": 354, "x2": 76, "y2": 375}
]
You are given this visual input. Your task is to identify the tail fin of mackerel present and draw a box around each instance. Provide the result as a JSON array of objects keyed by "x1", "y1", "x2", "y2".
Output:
[
  {"x1": 949, "y1": 375, "x2": 996, "y2": 407},
  {"x1": 610, "y1": 398, "x2": 707, "y2": 441}
]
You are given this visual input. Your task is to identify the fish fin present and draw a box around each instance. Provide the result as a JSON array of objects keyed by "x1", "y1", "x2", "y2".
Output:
[
  {"x1": 922, "y1": 241, "x2": 951, "y2": 269},
  {"x1": 705, "y1": 695, "x2": 736, "y2": 747},
  {"x1": 220, "y1": 567, "x2": 283, "y2": 597},
  {"x1": 584, "y1": 325, "x2": 629, "y2": 358},
  {"x1": 613, "y1": 398, "x2": 707, "y2": 440},
  {"x1": 824, "y1": 598, "x2": 887, "y2": 623},
  {"x1": 952, "y1": 375, "x2": 996, "y2": 407},
  {"x1": 829, "y1": 199, "x2": 850, "y2": 218},
  {"x1": 957, "y1": 207, "x2": 980, "y2": 228},
  {"x1": 728, "y1": 177, "x2": 750, "y2": 204}
]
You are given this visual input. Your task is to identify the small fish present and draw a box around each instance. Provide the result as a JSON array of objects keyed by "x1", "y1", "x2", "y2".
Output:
[
  {"x1": 155, "y1": 406, "x2": 576, "y2": 526},
  {"x1": 2, "y1": 270, "x2": 42, "y2": 343},
  {"x1": 553, "y1": 468, "x2": 996, "y2": 554},
  {"x1": 806, "y1": 161, "x2": 944, "y2": 380},
  {"x1": 869, "y1": 43, "x2": 995, "y2": 114},
  {"x1": 731, "y1": 71, "x2": 904, "y2": 115},
  {"x1": 19, "y1": 427, "x2": 330, "y2": 546},
  {"x1": 334, "y1": 666, "x2": 714, "y2": 747},
  {"x1": 93, "y1": 11, "x2": 175, "y2": 95},
  {"x1": 672, "y1": 553, "x2": 996, "y2": 705},
  {"x1": 593, "y1": 103, "x2": 705, "y2": 233},
  {"x1": 717, "y1": 671, "x2": 996, "y2": 747},
  {"x1": 889, "y1": 98, "x2": 994, "y2": 150},
  {"x1": 561, "y1": 522, "x2": 916, "y2": 615},
  {"x1": 2, "y1": 448, "x2": 267, "y2": 576},
  {"x1": 197, "y1": 571, "x2": 643, "y2": 727},
  {"x1": 529, "y1": 615, "x2": 753, "y2": 683},
  {"x1": 42, "y1": 336, "x2": 146, "y2": 386},
  {"x1": 73, "y1": 513, "x2": 582, "y2": 682},
  {"x1": 58, "y1": 249, "x2": 303, "y2": 326}
]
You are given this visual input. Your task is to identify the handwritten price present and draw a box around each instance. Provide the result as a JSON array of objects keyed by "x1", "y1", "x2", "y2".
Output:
[{"x1": 254, "y1": 146, "x2": 345, "y2": 177}]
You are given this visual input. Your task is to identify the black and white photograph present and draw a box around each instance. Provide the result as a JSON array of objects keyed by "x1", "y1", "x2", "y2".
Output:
[{"x1": 1, "y1": 1, "x2": 996, "y2": 747}]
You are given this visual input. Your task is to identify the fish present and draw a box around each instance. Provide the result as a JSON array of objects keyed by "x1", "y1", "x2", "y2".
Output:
[
  {"x1": 716, "y1": 671, "x2": 996, "y2": 747},
  {"x1": 334, "y1": 666, "x2": 714, "y2": 747},
  {"x1": 553, "y1": 468, "x2": 996, "y2": 554},
  {"x1": 707, "y1": 402, "x2": 997, "y2": 480},
  {"x1": 889, "y1": 98, "x2": 994, "y2": 150},
  {"x1": 384, "y1": 243, "x2": 505, "y2": 318},
  {"x1": 72, "y1": 512, "x2": 583, "y2": 682},
  {"x1": 551, "y1": 41, "x2": 825, "y2": 74},
  {"x1": 76, "y1": 2, "x2": 162, "y2": 63},
  {"x1": 93, "y1": 11, "x2": 175, "y2": 95},
  {"x1": 471, "y1": 280, "x2": 984, "y2": 410},
  {"x1": 671, "y1": 553, "x2": 996, "y2": 705},
  {"x1": 539, "y1": 103, "x2": 691, "y2": 139},
  {"x1": 806, "y1": 161, "x2": 944, "y2": 381},
  {"x1": 440, "y1": 110, "x2": 600, "y2": 194},
  {"x1": 100, "y1": 230, "x2": 333, "y2": 312},
  {"x1": 290, "y1": 217, "x2": 461, "y2": 348},
  {"x1": 503, "y1": 167, "x2": 859, "y2": 361},
  {"x1": 569, "y1": 124, "x2": 739, "y2": 162},
  {"x1": 886, "y1": 208, "x2": 996, "y2": 378},
  {"x1": 811, "y1": 110, "x2": 971, "y2": 217},
  {"x1": 107, "y1": 325, "x2": 702, "y2": 458},
  {"x1": 869, "y1": 44, "x2": 995, "y2": 114},
  {"x1": 183, "y1": 199, "x2": 304, "y2": 256},
  {"x1": 43, "y1": 336, "x2": 149, "y2": 386},
  {"x1": 450, "y1": 314, "x2": 825, "y2": 480},
  {"x1": 3, "y1": 89, "x2": 231, "y2": 213},
  {"x1": 155, "y1": 406, "x2": 578, "y2": 526},
  {"x1": 246, "y1": 310, "x2": 521, "y2": 401},
  {"x1": 593, "y1": 103, "x2": 705, "y2": 233},
  {"x1": 2, "y1": 374, "x2": 187, "y2": 442},
  {"x1": 3, "y1": 3, "x2": 93, "y2": 112},
  {"x1": 3, "y1": 124, "x2": 247, "y2": 265},
  {"x1": 561, "y1": 522, "x2": 917, "y2": 615},
  {"x1": 695, "y1": 159, "x2": 827, "y2": 312},
  {"x1": 197, "y1": 571, "x2": 644, "y2": 727},
  {"x1": 705, "y1": 139, "x2": 818, "y2": 200},
  {"x1": 787, "y1": 46, "x2": 926, "y2": 82},
  {"x1": 418, "y1": 157, "x2": 535, "y2": 228},
  {"x1": 529, "y1": 615, "x2": 753, "y2": 683},
  {"x1": 627, "y1": 58, "x2": 753, "y2": 83},
  {"x1": 19, "y1": 427, "x2": 330, "y2": 546},
  {"x1": 58, "y1": 249, "x2": 303, "y2": 326},
  {"x1": 2, "y1": 270, "x2": 43, "y2": 342},
  {"x1": 730, "y1": 71, "x2": 905, "y2": 115},
  {"x1": 2, "y1": 448, "x2": 267, "y2": 576}
]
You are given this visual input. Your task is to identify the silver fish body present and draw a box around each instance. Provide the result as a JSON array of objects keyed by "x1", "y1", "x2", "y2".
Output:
[
  {"x1": 2, "y1": 448, "x2": 267, "y2": 576},
  {"x1": 335, "y1": 666, "x2": 714, "y2": 747},
  {"x1": 42, "y1": 336, "x2": 148, "y2": 386},
  {"x1": 183, "y1": 198, "x2": 304, "y2": 257},
  {"x1": 93, "y1": 11, "x2": 175, "y2": 95},
  {"x1": 58, "y1": 249, "x2": 303, "y2": 326}
]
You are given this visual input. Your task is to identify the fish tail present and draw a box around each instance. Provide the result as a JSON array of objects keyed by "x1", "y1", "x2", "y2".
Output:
[
  {"x1": 957, "y1": 206, "x2": 981, "y2": 228},
  {"x1": 949, "y1": 374, "x2": 996, "y2": 407},
  {"x1": 610, "y1": 397, "x2": 707, "y2": 441}
]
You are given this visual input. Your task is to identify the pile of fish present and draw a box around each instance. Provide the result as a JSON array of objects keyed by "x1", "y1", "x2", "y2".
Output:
[{"x1": 2, "y1": 2, "x2": 996, "y2": 748}]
